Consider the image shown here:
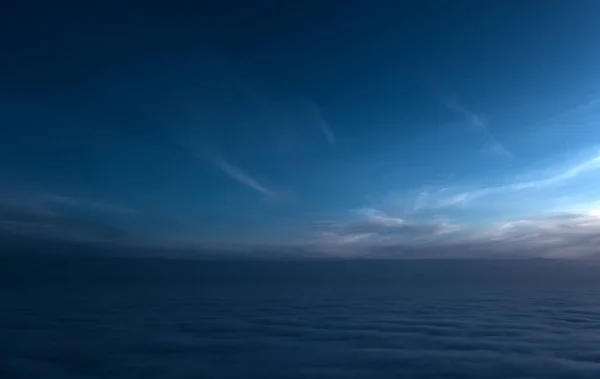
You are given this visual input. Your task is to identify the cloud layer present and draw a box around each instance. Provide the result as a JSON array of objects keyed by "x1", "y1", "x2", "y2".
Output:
[
  {"x1": 306, "y1": 207, "x2": 600, "y2": 259},
  {"x1": 4, "y1": 193, "x2": 598, "y2": 260},
  {"x1": 5, "y1": 258, "x2": 600, "y2": 379},
  {"x1": 313, "y1": 209, "x2": 458, "y2": 252}
]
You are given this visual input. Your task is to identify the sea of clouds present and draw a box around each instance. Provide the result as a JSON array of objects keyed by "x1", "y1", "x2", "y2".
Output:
[{"x1": 3, "y1": 258, "x2": 600, "y2": 379}]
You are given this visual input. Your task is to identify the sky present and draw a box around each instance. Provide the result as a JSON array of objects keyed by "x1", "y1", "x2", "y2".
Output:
[{"x1": 2, "y1": 1, "x2": 600, "y2": 259}]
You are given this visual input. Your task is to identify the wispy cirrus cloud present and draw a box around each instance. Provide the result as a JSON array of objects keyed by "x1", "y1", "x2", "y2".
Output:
[
  {"x1": 0, "y1": 191, "x2": 139, "y2": 216},
  {"x1": 230, "y1": 67, "x2": 336, "y2": 148},
  {"x1": 174, "y1": 132, "x2": 283, "y2": 199},
  {"x1": 540, "y1": 94, "x2": 600, "y2": 127},
  {"x1": 409, "y1": 148, "x2": 600, "y2": 210},
  {"x1": 303, "y1": 98, "x2": 335, "y2": 146},
  {"x1": 0, "y1": 193, "x2": 133, "y2": 242},
  {"x1": 510, "y1": 150, "x2": 600, "y2": 190},
  {"x1": 312, "y1": 208, "x2": 460, "y2": 254},
  {"x1": 38, "y1": 195, "x2": 139, "y2": 214},
  {"x1": 459, "y1": 212, "x2": 600, "y2": 259},
  {"x1": 7, "y1": 193, "x2": 598, "y2": 260},
  {"x1": 442, "y1": 95, "x2": 512, "y2": 159},
  {"x1": 207, "y1": 153, "x2": 275, "y2": 197},
  {"x1": 306, "y1": 210, "x2": 600, "y2": 259}
]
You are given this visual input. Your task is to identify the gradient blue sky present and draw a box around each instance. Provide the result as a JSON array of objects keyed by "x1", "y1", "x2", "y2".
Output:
[{"x1": 2, "y1": 1, "x2": 600, "y2": 258}]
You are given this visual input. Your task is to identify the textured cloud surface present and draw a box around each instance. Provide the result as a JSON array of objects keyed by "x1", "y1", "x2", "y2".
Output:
[{"x1": 4, "y1": 258, "x2": 600, "y2": 379}]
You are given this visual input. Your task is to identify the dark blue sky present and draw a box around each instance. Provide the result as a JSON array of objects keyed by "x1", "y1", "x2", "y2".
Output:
[{"x1": 2, "y1": 1, "x2": 600, "y2": 258}]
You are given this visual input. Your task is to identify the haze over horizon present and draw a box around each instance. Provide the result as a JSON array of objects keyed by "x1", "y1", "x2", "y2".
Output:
[
  {"x1": 8, "y1": 4, "x2": 600, "y2": 379},
  {"x1": 3, "y1": 1, "x2": 600, "y2": 259}
]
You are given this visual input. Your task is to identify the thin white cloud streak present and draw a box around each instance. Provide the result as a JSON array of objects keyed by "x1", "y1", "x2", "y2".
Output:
[
  {"x1": 303, "y1": 97, "x2": 336, "y2": 146},
  {"x1": 313, "y1": 208, "x2": 461, "y2": 255},
  {"x1": 320, "y1": 120, "x2": 336, "y2": 146},
  {"x1": 39, "y1": 195, "x2": 139, "y2": 214},
  {"x1": 540, "y1": 95, "x2": 600, "y2": 125},
  {"x1": 173, "y1": 132, "x2": 280, "y2": 198},
  {"x1": 197, "y1": 62, "x2": 337, "y2": 148},
  {"x1": 461, "y1": 212, "x2": 600, "y2": 258},
  {"x1": 443, "y1": 97, "x2": 512, "y2": 159},
  {"x1": 233, "y1": 78, "x2": 337, "y2": 147},
  {"x1": 510, "y1": 152, "x2": 600, "y2": 190},
  {"x1": 307, "y1": 210, "x2": 600, "y2": 259},
  {"x1": 316, "y1": 111, "x2": 336, "y2": 146},
  {"x1": 0, "y1": 195, "x2": 131, "y2": 242},
  {"x1": 416, "y1": 149, "x2": 600, "y2": 209},
  {"x1": 483, "y1": 141, "x2": 512, "y2": 160},
  {"x1": 0, "y1": 191, "x2": 138, "y2": 216},
  {"x1": 354, "y1": 208, "x2": 405, "y2": 226},
  {"x1": 208, "y1": 154, "x2": 275, "y2": 197}
]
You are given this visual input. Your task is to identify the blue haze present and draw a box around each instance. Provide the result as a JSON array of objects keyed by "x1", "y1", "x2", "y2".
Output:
[{"x1": 3, "y1": 2, "x2": 600, "y2": 378}]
